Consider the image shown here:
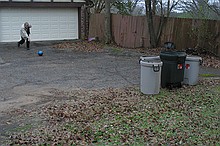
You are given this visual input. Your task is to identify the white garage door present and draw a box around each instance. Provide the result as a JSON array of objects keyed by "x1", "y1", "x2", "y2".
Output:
[{"x1": 0, "y1": 8, "x2": 78, "y2": 42}]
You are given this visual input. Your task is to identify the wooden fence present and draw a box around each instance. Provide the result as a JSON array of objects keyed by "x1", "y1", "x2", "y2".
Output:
[{"x1": 89, "y1": 13, "x2": 220, "y2": 56}]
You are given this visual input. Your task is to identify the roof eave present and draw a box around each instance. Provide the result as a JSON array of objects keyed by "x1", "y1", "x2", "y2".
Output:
[{"x1": 0, "y1": 1, "x2": 85, "y2": 8}]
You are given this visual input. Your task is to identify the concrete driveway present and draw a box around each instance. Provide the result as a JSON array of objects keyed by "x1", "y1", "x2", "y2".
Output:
[{"x1": 0, "y1": 41, "x2": 141, "y2": 114}]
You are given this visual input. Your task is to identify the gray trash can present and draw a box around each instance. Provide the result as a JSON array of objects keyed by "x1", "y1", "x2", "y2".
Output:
[
  {"x1": 184, "y1": 56, "x2": 202, "y2": 85},
  {"x1": 140, "y1": 56, "x2": 162, "y2": 94}
]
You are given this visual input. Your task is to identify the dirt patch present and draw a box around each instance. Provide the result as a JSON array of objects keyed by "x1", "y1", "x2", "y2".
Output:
[{"x1": 0, "y1": 85, "x2": 58, "y2": 117}]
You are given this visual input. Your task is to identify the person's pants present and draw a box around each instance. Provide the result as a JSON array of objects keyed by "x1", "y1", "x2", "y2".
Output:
[{"x1": 18, "y1": 37, "x2": 30, "y2": 48}]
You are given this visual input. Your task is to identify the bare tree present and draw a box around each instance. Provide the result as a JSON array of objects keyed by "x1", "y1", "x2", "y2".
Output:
[
  {"x1": 113, "y1": 0, "x2": 142, "y2": 15},
  {"x1": 145, "y1": 0, "x2": 180, "y2": 48},
  {"x1": 180, "y1": 0, "x2": 220, "y2": 19},
  {"x1": 179, "y1": 0, "x2": 220, "y2": 54},
  {"x1": 91, "y1": 0, "x2": 105, "y2": 13},
  {"x1": 210, "y1": 0, "x2": 220, "y2": 16},
  {"x1": 105, "y1": 0, "x2": 112, "y2": 44},
  {"x1": 145, "y1": 0, "x2": 157, "y2": 47},
  {"x1": 91, "y1": 0, "x2": 144, "y2": 14}
]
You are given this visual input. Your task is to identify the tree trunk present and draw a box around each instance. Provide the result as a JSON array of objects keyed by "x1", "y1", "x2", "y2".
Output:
[
  {"x1": 152, "y1": 0, "x2": 156, "y2": 15},
  {"x1": 156, "y1": 16, "x2": 167, "y2": 46},
  {"x1": 145, "y1": 0, "x2": 157, "y2": 48},
  {"x1": 104, "y1": 0, "x2": 112, "y2": 44}
]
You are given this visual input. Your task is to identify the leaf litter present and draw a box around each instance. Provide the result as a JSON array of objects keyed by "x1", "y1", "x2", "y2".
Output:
[
  {"x1": 52, "y1": 40, "x2": 104, "y2": 53},
  {"x1": 3, "y1": 78, "x2": 219, "y2": 145}
]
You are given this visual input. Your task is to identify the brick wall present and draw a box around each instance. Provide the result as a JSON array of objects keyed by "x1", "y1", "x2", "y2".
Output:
[{"x1": 81, "y1": 5, "x2": 90, "y2": 40}]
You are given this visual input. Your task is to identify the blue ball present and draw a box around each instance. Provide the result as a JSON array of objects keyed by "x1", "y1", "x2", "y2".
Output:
[{"x1": 38, "y1": 51, "x2": 43, "y2": 56}]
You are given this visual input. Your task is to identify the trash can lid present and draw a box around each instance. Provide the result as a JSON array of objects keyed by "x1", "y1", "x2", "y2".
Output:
[
  {"x1": 140, "y1": 60, "x2": 163, "y2": 67},
  {"x1": 186, "y1": 56, "x2": 202, "y2": 62},
  {"x1": 140, "y1": 56, "x2": 160, "y2": 61},
  {"x1": 160, "y1": 51, "x2": 186, "y2": 61}
]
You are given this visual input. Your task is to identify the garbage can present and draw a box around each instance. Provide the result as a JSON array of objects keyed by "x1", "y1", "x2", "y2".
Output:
[
  {"x1": 140, "y1": 56, "x2": 160, "y2": 62},
  {"x1": 140, "y1": 56, "x2": 163, "y2": 94},
  {"x1": 160, "y1": 51, "x2": 187, "y2": 88},
  {"x1": 164, "y1": 42, "x2": 175, "y2": 50},
  {"x1": 183, "y1": 56, "x2": 202, "y2": 85}
]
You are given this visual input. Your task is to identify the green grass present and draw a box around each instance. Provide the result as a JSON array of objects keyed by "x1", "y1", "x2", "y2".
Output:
[
  {"x1": 13, "y1": 124, "x2": 33, "y2": 132},
  {"x1": 83, "y1": 87, "x2": 217, "y2": 145},
  {"x1": 109, "y1": 47, "x2": 123, "y2": 54},
  {"x1": 90, "y1": 87, "x2": 220, "y2": 145},
  {"x1": 200, "y1": 73, "x2": 220, "y2": 77}
]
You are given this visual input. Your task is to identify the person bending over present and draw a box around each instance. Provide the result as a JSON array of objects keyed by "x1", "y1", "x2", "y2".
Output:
[{"x1": 18, "y1": 22, "x2": 32, "y2": 49}]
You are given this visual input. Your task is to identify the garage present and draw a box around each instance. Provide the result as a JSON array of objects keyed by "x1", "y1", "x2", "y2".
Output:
[
  {"x1": 0, "y1": 1, "x2": 86, "y2": 42},
  {"x1": 0, "y1": 8, "x2": 79, "y2": 42}
]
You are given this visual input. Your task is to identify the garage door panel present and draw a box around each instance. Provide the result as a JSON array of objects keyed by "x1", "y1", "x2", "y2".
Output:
[
  {"x1": 11, "y1": 17, "x2": 20, "y2": 22},
  {"x1": 51, "y1": 24, "x2": 59, "y2": 29},
  {"x1": 42, "y1": 34, "x2": 50, "y2": 38},
  {"x1": 0, "y1": 8, "x2": 78, "y2": 42}
]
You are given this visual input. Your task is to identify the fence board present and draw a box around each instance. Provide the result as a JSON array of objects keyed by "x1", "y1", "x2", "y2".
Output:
[
  {"x1": 89, "y1": 13, "x2": 220, "y2": 56},
  {"x1": 88, "y1": 14, "x2": 105, "y2": 40}
]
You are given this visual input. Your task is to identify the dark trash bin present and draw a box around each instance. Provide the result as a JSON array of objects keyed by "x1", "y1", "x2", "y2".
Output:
[
  {"x1": 160, "y1": 51, "x2": 187, "y2": 89},
  {"x1": 164, "y1": 42, "x2": 175, "y2": 50}
]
